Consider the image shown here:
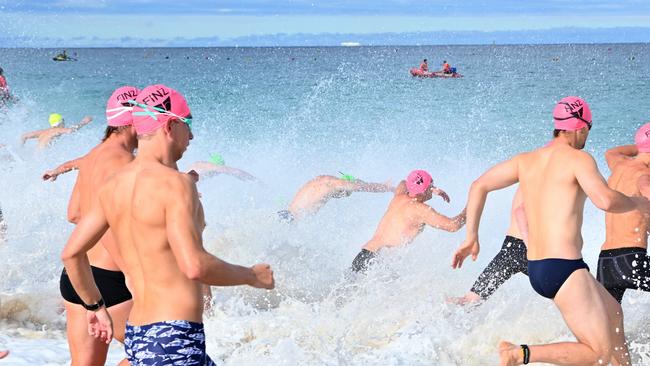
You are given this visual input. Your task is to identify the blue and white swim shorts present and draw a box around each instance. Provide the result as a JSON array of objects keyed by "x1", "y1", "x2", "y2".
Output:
[{"x1": 124, "y1": 320, "x2": 217, "y2": 366}]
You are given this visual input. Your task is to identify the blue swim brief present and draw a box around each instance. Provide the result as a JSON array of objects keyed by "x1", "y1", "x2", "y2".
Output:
[{"x1": 125, "y1": 320, "x2": 217, "y2": 366}]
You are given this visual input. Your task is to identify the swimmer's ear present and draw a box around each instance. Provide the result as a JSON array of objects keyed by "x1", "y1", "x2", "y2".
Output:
[{"x1": 187, "y1": 170, "x2": 199, "y2": 183}]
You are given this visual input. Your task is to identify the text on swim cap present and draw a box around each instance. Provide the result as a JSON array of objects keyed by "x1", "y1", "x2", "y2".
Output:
[
  {"x1": 141, "y1": 87, "x2": 170, "y2": 106},
  {"x1": 116, "y1": 90, "x2": 138, "y2": 102},
  {"x1": 563, "y1": 99, "x2": 583, "y2": 113}
]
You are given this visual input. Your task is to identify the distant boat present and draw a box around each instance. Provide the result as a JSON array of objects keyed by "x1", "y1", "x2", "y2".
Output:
[{"x1": 340, "y1": 42, "x2": 361, "y2": 47}]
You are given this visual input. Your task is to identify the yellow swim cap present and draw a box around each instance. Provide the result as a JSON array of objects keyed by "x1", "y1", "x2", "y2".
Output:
[{"x1": 49, "y1": 113, "x2": 63, "y2": 127}]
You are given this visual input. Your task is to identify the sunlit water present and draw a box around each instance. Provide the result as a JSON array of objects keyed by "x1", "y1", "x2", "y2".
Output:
[{"x1": 0, "y1": 44, "x2": 649, "y2": 365}]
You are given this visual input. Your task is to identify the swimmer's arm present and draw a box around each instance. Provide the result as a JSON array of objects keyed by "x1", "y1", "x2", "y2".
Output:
[
  {"x1": 67, "y1": 177, "x2": 82, "y2": 224},
  {"x1": 167, "y1": 176, "x2": 258, "y2": 286},
  {"x1": 465, "y1": 158, "x2": 519, "y2": 239},
  {"x1": 605, "y1": 145, "x2": 637, "y2": 170},
  {"x1": 349, "y1": 179, "x2": 394, "y2": 193},
  {"x1": 61, "y1": 200, "x2": 110, "y2": 306},
  {"x1": 20, "y1": 129, "x2": 46, "y2": 144},
  {"x1": 576, "y1": 152, "x2": 639, "y2": 213},
  {"x1": 70, "y1": 116, "x2": 93, "y2": 131},
  {"x1": 43, "y1": 157, "x2": 83, "y2": 181},
  {"x1": 423, "y1": 206, "x2": 466, "y2": 232}
]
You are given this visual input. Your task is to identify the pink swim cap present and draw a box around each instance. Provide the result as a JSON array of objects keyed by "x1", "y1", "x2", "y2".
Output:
[
  {"x1": 106, "y1": 86, "x2": 139, "y2": 127},
  {"x1": 406, "y1": 170, "x2": 433, "y2": 197},
  {"x1": 635, "y1": 123, "x2": 650, "y2": 153},
  {"x1": 132, "y1": 84, "x2": 191, "y2": 135},
  {"x1": 553, "y1": 96, "x2": 592, "y2": 131}
]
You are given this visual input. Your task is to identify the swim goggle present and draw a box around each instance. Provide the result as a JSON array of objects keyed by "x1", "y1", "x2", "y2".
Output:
[
  {"x1": 554, "y1": 102, "x2": 592, "y2": 130},
  {"x1": 128, "y1": 99, "x2": 193, "y2": 130},
  {"x1": 106, "y1": 102, "x2": 134, "y2": 122}
]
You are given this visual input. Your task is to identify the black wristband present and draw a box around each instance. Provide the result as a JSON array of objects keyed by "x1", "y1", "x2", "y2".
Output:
[
  {"x1": 82, "y1": 298, "x2": 105, "y2": 311},
  {"x1": 521, "y1": 344, "x2": 530, "y2": 365}
]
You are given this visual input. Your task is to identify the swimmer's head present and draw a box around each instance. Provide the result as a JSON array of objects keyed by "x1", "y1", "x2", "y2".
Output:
[
  {"x1": 553, "y1": 96, "x2": 592, "y2": 132},
  {"x1": 106, "y1": 86, "x2": 139, "y2": 127},
  {"x1": 210, "y1": 153, "x2": 225, "y2": 166},
  {"x1": 406, "y1": 170, "x2": 433, "y2": 198},
  {"x1": 49, "y1": 113, "x2": 64, "y2": 127},
  {"x1": 635, "y1": 123, "x2": 650, "y2": 153},
  {"x1": 423, "y1": 59, "x2": 427, "y2": 63},
  {"x1": 553, "y1": 96, "x2": 592, "y2": 149},
  {"x1": 132, "y1": 84, "x2": 192, "y2": 136},
  {"x1": 339, "y1": 171, "x2": 356, "y2": 182}
]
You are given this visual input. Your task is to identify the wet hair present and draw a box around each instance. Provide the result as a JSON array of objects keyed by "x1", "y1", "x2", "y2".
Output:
[
  {"x1": 0, "y1": 67, "x2": 3, "y2": 75},
  {"x1": 553, "y1": 129, "x2": 563, "y2": 138},
  {"x1": 102, "y1": 125, "x2": 130, "y2": 142},
  {"x1": 423, "y1": 59, "x2": 427, "y2": 62}
]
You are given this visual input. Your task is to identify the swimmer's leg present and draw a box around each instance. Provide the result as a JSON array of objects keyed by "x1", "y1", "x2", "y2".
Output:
[{"x1": 499, "y1": 269, "x2": 626, "y2": 365}]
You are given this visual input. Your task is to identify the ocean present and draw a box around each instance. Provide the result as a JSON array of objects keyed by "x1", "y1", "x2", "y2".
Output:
[{"x1": 0, "y1": 44, "x2": 649, "y2": 365}]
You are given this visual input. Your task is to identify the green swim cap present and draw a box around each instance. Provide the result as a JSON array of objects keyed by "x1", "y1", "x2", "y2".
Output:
[
  {"x1": 209, "y1": 153, "x2": 225, "y2": 166},
  {"x1": 49, "y1": 113, "x2": 63, "y2": 127},
  {"x1": 339, "y1": 171, "x2": 356, "y2": 182}
]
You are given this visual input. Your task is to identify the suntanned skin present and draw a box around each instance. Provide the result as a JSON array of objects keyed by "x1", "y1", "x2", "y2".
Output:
[
  {"x1": 287, "y1": 175, "x2": 394, "y2": 219},
  {"x1": 362, "y1": 181, "x2": 465, "y2": 252},
  {"x1": 449, "y1": 187, "x2": 524, "y2": 304},
  {"x1": 0, "y1": 350, "x2": 8, "y2": 359},
  {"x1": 21, "y1": 116, "x2": 92, "y2": 149},
  {"x1": 60, "y1": 126, "x2": 137, "y2": 366},
  {"x1": 452, "y1": 128, "x2": 650, "y2": 366},
  {"x1": 61, "y1": 118, "x2": 274, "y2": 346},
  {"x1": 603, "y1": 144, "x2": 650, "y2": 251},
  {"x1": 42, "y1": 157, "x2": 83, "y2": 181},
  {"x1": 188, "y1": 161, "x2": 258, "y2": 182}
]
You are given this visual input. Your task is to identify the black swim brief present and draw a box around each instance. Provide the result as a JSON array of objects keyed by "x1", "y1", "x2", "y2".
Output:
[
  {"x1": 350, "y1": 249, "x2": 377, "y2": 273},
  {"x1": 59, "y1": 266, "x2": 132, "y2": 308},
  {"x1": 470, "y1": 235, "x2": 528, "y2": 299},
  {"x1": 597, "y1": 247, "x2": 650, "y2": 303}
]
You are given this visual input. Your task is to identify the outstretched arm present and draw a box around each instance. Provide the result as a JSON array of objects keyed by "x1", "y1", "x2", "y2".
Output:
[
  {"x1": 422, "y1": 206, "x2": 466, "y2": 232},
  {"x1": 70, "y1": 116, "x2": 93, "y2": 131},
  {"x1": 575, "y1": 151, "x2": 646, "y2": 213},
  {"x1": 349, "y1": 179, "x2": 394, "y2": 193},
  {"x1": 605, "y1": 145, "x2": 637, "y2": 170},
  {"x1": 43, "y1": 156, "x2": 83, "y2": 181},
  {"x1": 452, "y1": 157, "x2": 519, "y2": 269},
  {"x1": 21, "y1": 129, "x2": 46, "y2": 144},
  {"x1": 166, "y1": 175, "x2": 274, "y2": 289},
  {"x1": 200, "y1": 165, "x2": 258, "y2": 181}
]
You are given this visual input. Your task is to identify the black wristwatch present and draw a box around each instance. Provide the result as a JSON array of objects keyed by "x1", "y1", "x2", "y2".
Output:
[{"x1": 82, "y1": 298, "x2": 105, "y2": 311}]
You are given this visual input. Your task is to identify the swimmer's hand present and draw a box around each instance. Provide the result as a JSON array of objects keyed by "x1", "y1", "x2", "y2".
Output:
[
  {"x1": 433, "y1": 187, "x2": 450, "y2": 203},
  {"x1": 249, "y1": 263, "x2": 275, "y2": 289},
  {"x1": 42, "y1": 169, "x2": 59, "y2": 181},
  {"x1": 452, "y1": 237, "x2": 480, "y2": 269},
  {"x1": 86, "y1": 307, "x2": 113, "y2": 345}
]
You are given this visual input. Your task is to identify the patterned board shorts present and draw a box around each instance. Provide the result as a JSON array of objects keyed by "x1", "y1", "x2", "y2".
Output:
[{"x1": 125, "y1": 320, "x2": 217, "y2": 366}]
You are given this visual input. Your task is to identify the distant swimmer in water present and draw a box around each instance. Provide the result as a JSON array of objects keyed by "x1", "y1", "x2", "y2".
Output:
[
  {"x1": 61, "y1": 84, "x2": 274, "y2": 365},
  {"x1": 351, "y1": 170, "x2": 466, "y2": 273},
  {"x1": 448, "y1": 187, "x2": 529, "y2": 305},
  {"x1": 187, "y1": 153, "x2": 258, "y2": 182},
  {"x1": 597, "y1": 124, "x2": 650, "y2": 303},
  {"x1": 278, "y1": 172, "x2": 394, "y2": 222},
  {"x1": 21, "y1": 113, "x2": 92, "y2": 149},
  {"x1": 452, "y1": 97, "x2": 650, "y2": 366},
  {"x1": 0, "y1": 67, "x2": 10, "y2": 101},
  {"x1": 56, "y1": 86, "x2": 139, "y2": 366},
  {"x1": 420, "y1": 59, "x2": 429, "y2": 72}
]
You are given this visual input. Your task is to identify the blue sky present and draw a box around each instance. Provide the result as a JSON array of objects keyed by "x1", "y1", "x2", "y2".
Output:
[{"x1": 0, "y1": 0, "x2": 649, "y2": 46}]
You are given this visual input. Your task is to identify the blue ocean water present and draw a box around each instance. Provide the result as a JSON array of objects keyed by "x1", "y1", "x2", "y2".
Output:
[{"x1": 0, "y1": 44, "x2": 649, "y2": 365}]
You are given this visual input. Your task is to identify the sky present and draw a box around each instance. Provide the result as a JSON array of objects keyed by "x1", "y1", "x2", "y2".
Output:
[{"x1": 0, "y1": 0, "x2": 649, "y2": 46}]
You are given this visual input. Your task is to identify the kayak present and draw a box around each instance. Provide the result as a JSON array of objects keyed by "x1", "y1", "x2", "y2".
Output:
[{"x1": 410, "y1": 68, "x2": 463, "y2": 78}]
